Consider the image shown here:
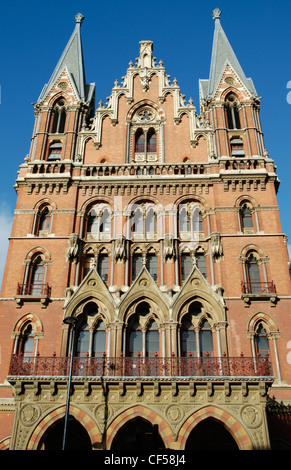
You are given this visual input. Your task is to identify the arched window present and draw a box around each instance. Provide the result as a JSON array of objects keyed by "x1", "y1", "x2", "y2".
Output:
[
  {"x1": 192, "y1": 206, "x2": 203, "y2": 233},
  {"x1": 76, "y1": 322, "x2": 90, "y2": 357},
  {"x1": 75, "y1": 305, "x2": 107, "y2": 358},
  {"x1": 199, "y1": 320, "x2": 213, "y2": 356},
  {"x1": 246, "y1": 254, "x2": 261, "y2": 293},
  {"x1": 127, "y1": 303, "x2": 159, "y2": 358},
  {"x1": 92, "y1": 321, "x2": 107, "y2": 357},
  {"x1": 145, "y1": 320, "x2": 159, "y2": 357},
  {"x1": 87, "y1": 207, "x2": 99, "y2": 233},
  {"x1": 100, "y1": 208, "x2": 111, "y2": 234},
  {"x1": 179, "y1": 205, "x2": 189, "y2": 232},
  {"x1": 147, "y1": 129, "x2": 156, "y2": 153},
  {"x1": 181, "y1": 314, "x2": 196, "y2": 357},
  {"x1": 240, "y1": 204, "x2": 253, "y2": 230},
  {"x1": 225, "y1": 93, "x2": 241, "y2": 129},
  {"x1": 145, "y1": 207, "x2": 156, "y2": 235},
  {"x1": 254, "y1": 324, "x2": 270, "y2": 357},
  {"x1": 87, "y1": 204, "x2": 111, "y2": 238},
  {"x1": 132, "y1": 207, "x2": 143, "y2": 233},
  {"x1": 50, "y1": 99, "x2": 66, "y2": 134},
  {"x1": 128, "y1": 318, "x2": 143, "y2": 357},
  {"x1": 28, "y1": 256, "x2": 45, "y2": 295},
  {"x1": 135, "y1": 130, "x2": 145, "y2": 153},
  {"x1": 36, "y1": 206, "x2": 51, "y2": 235},
  {"x1": 18, "y1": 324, "x2": 35, "y2": 357}
]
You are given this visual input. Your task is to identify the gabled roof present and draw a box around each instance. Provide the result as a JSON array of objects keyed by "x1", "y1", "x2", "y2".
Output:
[
  {"x1": 37, "y1": 13, "x2": 92, "y2": 103},
  {"x1": 200, "y1": 8, "x2": 257, "y2": 100}
]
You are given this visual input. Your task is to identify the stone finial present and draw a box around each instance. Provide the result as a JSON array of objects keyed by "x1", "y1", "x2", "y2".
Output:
[
  {"x1": 75, "y1": 13, "x2": 85, "y2": 24},
  {"x1": 211, "y1": 8, "x2": 221, "y2": 21}
]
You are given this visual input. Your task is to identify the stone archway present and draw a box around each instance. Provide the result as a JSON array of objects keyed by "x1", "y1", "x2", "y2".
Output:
[
  {"x1": 37, "y1": 415, "x2": 92, "y2": 450},
  {"x1": 177, "y1": 405, "x2": 253, "y2": 450},
  {"x1": 185, "y1": 417, "x2": 239, "y2": 450},
  {"x1": 110, "y1": 417, "x2": 165, "y2": 451},
  {"x1": 27, "y1": 405, "x2": 102, "y2": 450}
]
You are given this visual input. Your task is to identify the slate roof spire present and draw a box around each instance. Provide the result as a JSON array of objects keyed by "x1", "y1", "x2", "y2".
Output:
[
  {"x1": 37, "y1": 13, "x2": 90, "y2": 103},
  {"x1": 200, "y1": 8, "x2": 257, "y2": 100}
]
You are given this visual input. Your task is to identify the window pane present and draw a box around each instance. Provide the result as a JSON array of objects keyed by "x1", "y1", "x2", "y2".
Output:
[
  {"x1": 98, "y1": 255, "x2": 109, "y2": 282},
  {"x1": 132, "y1": 254, "x2": 143, "y2": 280},
  {"x1": 181, "y1": 317, "x2": 196, "y2": 356},
  {"x1": 92, "y1": 322, "x2": 106, "y2": 357},
  {"x1": 241, "y1": 206, "x2": 253, "y2": 228},
  {"x1": 129, "y1": 330, "x2": 143, "y2": 356},
  {"x1": 146, "y1": 322, "x2": 159, "y2": 356},
  {"x1": 100, "y1": 209, "x2": 111, "y2": 233},
  {"x1": 179, "y1": 207, "x2": 189, "y2": 232},
  {"x1": 196, "y1": 253, "x2": 207, "y2": 279},
  {"x1": 200, "y1": 321, "x2": 213, "y2": 356},
  {"x1": 76, "y1": 325, "x2": 90, "y2": 357},
  {"x1": 146, "y1": 254, "x2": 157, "y2": 280},
  {"x1": 181, "y1": 254, "x2": 192, "y2": 281}
]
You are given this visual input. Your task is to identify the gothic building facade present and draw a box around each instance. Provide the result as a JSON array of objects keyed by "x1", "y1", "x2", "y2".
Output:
[{"x1": 0, "y1": 9, "x2": 290, "y2": 450}]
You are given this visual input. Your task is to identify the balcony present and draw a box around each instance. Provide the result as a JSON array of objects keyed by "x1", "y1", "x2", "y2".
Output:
[
  {"x1": 15, "y1": 283, "x2": 51, "y2": 308},
  {"x1": 9, "y1": 354, "x2": 272, "y2": 378},
  {"x1": 241, "y1": 281, "x2": 277, "y2": 306}
]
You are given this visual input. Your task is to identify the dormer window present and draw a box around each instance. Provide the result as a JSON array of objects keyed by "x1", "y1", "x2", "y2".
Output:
[{"x1": 225, "y1": 93, "x2": 241, "y2": 130}]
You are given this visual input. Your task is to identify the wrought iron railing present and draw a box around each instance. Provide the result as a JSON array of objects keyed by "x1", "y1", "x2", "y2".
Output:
[
  {"x1": 241, "y1": 281, "x2": 276, "y2": 295},
  {"x1": 16, "y1": 283, "x2": 51, "y2": 296},
  {"x1": 9, "y1": 353, "x2": 272, "y2": 378}
]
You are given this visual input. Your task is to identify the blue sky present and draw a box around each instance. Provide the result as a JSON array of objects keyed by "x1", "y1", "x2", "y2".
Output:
[{"x1": 0, "y1": 0, "x2": 291, "y2": 286}]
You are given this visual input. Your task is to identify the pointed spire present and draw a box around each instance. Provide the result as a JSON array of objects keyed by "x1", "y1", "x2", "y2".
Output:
[
  {"x1": 38, "y1": 13, "x2": 89, "y2": 103},
  {"x1": 202, "y1": 8, "x2": 257, "y2": 99}
]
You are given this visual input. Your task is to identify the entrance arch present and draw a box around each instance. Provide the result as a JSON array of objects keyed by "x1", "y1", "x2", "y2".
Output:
[
  {"x1": 37, "y1": 415, "x2": 92, "y2": 450},
  {"x1": 106, "y1": 405, "x2": 173, "y2": 449},
  {"x1": 185, "y1": 418, "x2": 239, "y2": 450},
  {"x1": 27, "y1": 405, "x2": 102, "y2": 450},
  {"x1": 178, "y1": 405, "x2": 253, "y2": 450},
  {"x1": 111, "y1": 417, "x2": 165, "y2": 451}
]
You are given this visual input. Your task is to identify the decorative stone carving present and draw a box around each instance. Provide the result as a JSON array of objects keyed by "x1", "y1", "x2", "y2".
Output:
[
  {"x1": 164, "y1": 234, "x2": 175, "y2": 262},
  {"x1": 211, "y1": 232, "x2": 223, "y2": 261},
  {"x1": 114, "y1": 236, "x2": 126, "y2": 263},
  {"x1": 66, "y1": 233, "x2": 79, "y2": 263}
]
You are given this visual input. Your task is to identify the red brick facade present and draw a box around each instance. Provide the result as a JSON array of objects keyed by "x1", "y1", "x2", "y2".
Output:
[{"x1": 0, "y1": 11, "x2": 290, "y2": 450}]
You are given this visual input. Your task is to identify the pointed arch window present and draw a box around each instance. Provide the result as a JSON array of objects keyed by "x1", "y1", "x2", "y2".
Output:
[
  {"x1": 28, "y1": 256, "x2": 45, "y2": 295},
  {"x1": 127, "y1": 303, "x2": 159, "y2": 358},
  {"x1": 254, "y1": 324, "x2": 270, "y2": 357},
  {"x1": 18, "y1": 324, "x2": 35, "y2": 358},
  {"x1": 36, "y1": 206, "x2": 51, "y2": 235},
  {"x1": 181, "y1": 314, "x2": 196, "y2": 357},
  {"x1": 92, "y1": 321, "x2": 107, "y2": 357},
  {"x1": 246, "y1": 254, "x2": 262, "y2": 294},
  {"x1": 135, "y1": 130, "x2": 145, "y2": 153},
  {"x1": 51, "y1": 99, "x2": 67, "y2": 134},
  {"x1": 145, "y1": 320, "x2": 159, "y2": 357},
  {"x1": 240, "y1": 204, "x2": 253, "y2": 230},
  {"x1": 225, "y1": 93, "x2": 241, "y2": 130},
  {"x1": 147, "y1": 129, "x2": 156, "y2": 153},
  {"x1": 199, "y1": 320, "x2": 213, "y2": 357},
  {"x1": 87, "y1": 204, "x2": 112, "y2": 239}
]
